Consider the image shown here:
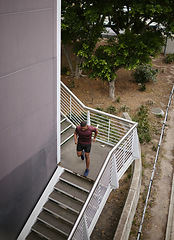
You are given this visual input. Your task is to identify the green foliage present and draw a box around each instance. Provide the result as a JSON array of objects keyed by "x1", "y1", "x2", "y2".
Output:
[
  {"x1": 116, "y1": 96, "x2": 121, "y2": 103},
  {"x1": 132, "y1": 64, "x2": 159, "y2": 84},
  {"x1": 133, "y1": 105, "x2": 151, "y2": 144},
  {"x1": 138, "y1": 84, "x2": 146, "y2": 91},
  {"x1": 95, "y1": 107, "x2": 104, "y2": 111},
  {"x1": 80, "y1": 39, "x2": 118, "y2": 82},
  {"x1": 80, "y1": 31, "x2": 163, "y2": 86},
  {"x1": 119, "y1": 105, "x2": 129, "y2": 112},
  {"x1": 164, "y1": 54, "x2": 174, "y2": 63},
  {"x1": 62, "y1": 1, "x2": 106, "y2": 54},
  {"x1": 106, "y1": 105, "x2": 117, "y2": 114},
  {"x1": 62, "y1": 0, "x2": 174, "y2": 92}
]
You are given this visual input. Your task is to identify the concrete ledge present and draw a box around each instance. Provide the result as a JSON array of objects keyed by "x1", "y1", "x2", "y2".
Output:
[
  {"x1": 113, "y1": 114, "x2": 142, "y2": 240},
  {"x1": 165, "y1": 173, "x2": 174, "y2": 240}
]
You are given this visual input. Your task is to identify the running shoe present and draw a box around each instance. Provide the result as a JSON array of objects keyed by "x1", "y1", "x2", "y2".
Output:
[{"x1": 84, "y1": 169, "x2": 89, "y2": 177}]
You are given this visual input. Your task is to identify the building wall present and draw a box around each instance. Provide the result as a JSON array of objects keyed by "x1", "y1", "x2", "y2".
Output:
[
  {"x1": 0, "y1": 1, "x2": 57, "y2": 239},
  {"x1": 165, "y1": 37, "x2": 174, "y2": 54}
]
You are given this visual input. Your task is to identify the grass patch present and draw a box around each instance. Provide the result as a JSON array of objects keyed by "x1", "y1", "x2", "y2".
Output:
[{"x1": 133, "y1": 105, "x2": 151, "y2": 144}]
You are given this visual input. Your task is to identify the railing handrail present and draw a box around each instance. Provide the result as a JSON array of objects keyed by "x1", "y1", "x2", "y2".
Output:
[
  {"x1": 61, "y1": 81, "x2": 136, "y2": 125},
  {"x1": 68, "y1": 122, "x2": 137, "y2": 239}
]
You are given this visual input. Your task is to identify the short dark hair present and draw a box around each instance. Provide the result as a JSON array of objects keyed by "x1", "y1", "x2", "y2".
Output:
[{"x1": 81, "y1": 121, "x2": 87, "y2": 127}]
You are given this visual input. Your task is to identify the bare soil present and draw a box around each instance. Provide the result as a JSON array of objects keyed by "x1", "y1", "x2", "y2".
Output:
[{"x1": 62, "y1": 54, "x2": 174, "y2": 240}]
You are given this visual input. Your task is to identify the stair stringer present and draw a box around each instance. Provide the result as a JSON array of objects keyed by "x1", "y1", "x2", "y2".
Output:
[{"x1": 17, "y1": 166, "x2": 64, "y2": 240}]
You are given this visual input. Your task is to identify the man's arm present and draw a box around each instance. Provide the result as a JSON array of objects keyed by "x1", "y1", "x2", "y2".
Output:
[
  {"x1": 74, "y1": 131, "x2": 78, "y2": 145},
  {"x1": 93, "y1": 128, "x2": 98, "y2": 142}
]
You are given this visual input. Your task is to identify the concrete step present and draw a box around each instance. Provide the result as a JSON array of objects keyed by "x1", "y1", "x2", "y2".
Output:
[
  {"x1": 43, "y1": 200, "x2": 78, "y2": 225},
  {"x1": 26, "y1": 230, "x2": 44, "y2": 240},
  {"x1": 61, "y1": 120, "x2": 72, "y2": 133},
  {"x1": 49, "y1": 190, "x2": 83, "y2": 214},
  {"x1": 31, "y1": 221, "x2": 66, "y2": 240},
  {"x1": 60, "y1": 170, "x2": 94, "y2": 193},
  {"x1": 61, "y1": 114, "x2": 65, "y2": 121},
  {"x1": 38, "y1": 210, "x2": 72, "y2": 237},
  {"x1": 55, "y1": 180, "x2": 88, "y2": 203},
  {"x1": 61, "y1": 127, "x2": 74, "y2": 145},
  {"x1": 26, "y1": 170, "x2": 93, "y2": 240}
]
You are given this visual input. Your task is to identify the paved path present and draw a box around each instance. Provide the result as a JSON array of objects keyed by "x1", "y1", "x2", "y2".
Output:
[{"x1": 146, "y1": 94, "x2": 174, "y2": 240}]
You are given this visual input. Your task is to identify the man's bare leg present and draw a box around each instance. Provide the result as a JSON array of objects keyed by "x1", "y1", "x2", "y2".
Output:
[
  {"x1": 85, "y1": 153, "x2": 90, "y2": 169},
  {"x1": 77, "y1": 151, "x2": 82, "y2": 157},
  {"x1": 77, "y1": 150, "x2": 85, "y2": 160}
]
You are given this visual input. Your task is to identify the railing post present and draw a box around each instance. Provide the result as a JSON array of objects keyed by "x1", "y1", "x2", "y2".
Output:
[
  {"x1": 111, "y1": 155, "x2": 119, "y2": 189},
  {"x1": 87, "y1": 110, "x2": 90, "y2": 125},
  {"x1": 70, "y1": 95, "x2": 72, "y2": 120},
  {"x1": 133, "y1": 128, "x2": 140, "y2": 160},
  {"x1": 108, "y1": 119, "x2": 111, "y2": 143},
  {"x1": 83, "y1": 214, "x2": 90, "y2": 240}
]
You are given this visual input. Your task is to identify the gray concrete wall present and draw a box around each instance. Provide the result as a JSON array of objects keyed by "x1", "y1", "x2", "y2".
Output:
[
  {"x1": 165, "y1": 38, "x2": 174, "y2": 54},
  {"x1": 0, "y1": 1, "x2": 57, "y2": 239}
]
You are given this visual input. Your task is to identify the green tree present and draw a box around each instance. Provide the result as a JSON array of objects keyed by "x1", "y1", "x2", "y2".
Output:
[
  {"x1": 61, "y1": 0, "x2": 106, "y2": 78},
  {"x1": 79, "y1": 0, "x2": 174, "y2": 98}
]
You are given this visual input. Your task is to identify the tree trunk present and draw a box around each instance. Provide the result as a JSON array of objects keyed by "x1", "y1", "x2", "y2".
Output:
[
  {"x1": 109, "y1": 79, "x2": 115, "y2": 99},
  {"x1": 75, "y1": 56, "x2": 83, "y2": 78},
  {"x1": 62, "y1": 44, "x2": 75, "y2": 76}
]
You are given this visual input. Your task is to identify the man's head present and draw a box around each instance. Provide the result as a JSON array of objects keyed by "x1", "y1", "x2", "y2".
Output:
[{"x1": 80, "y1": 121, "x2": 88, "y2": 131}]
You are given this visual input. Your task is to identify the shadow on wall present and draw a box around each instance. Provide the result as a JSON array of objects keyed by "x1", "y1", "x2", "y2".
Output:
[{"x1": 0, "y1": 142, "x2": 57, "y2": 240}]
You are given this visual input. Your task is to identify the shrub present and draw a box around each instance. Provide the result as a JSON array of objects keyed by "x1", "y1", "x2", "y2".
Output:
[
  {"x1": 163, "y1": 54, "x2": 174, "y2": 64},
  {"x1": 119, "y1": 104, "x2": 129, "y2": 112},
  {"x1": 133, "y1": 105, "x2": 151, "y2": 144},
  {"x1": 106, "y1": 105, "x2": 117, "y2": 114},
  {"x1": 95, "y1": 107, "x2": 104, "y2": 111},
  {"x1": 132, "y1": 64, "x2": 159, "y2": 84},
  {"x1": 116, "y1": 96, "x2": 120, "y2": 103},
  {"x1": 138, "y1": 84, "x2": 146, "y2": 91}
]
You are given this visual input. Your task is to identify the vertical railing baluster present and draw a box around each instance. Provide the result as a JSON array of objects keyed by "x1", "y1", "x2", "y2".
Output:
[
  {"x1": 70, "y1": 95, "x2": 72, "y2": 120},
  {"x1": 123, "y1": 140, "x2": 126, "y2": 165},
  {"x1": 108, "y1": 119, "x2": 111, "y2": 143},
  {"x1": 87, "y1": 110, "x2": 90, "y2": 125}
]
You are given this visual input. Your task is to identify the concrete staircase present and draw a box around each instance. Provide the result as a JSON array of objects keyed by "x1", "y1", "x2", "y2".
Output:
[
  {"x1": 26, "y1": 116, "x2": 94, "y2": 240},
  {"x1": 26, "y1": 169, "x2": 94, "y2": 240},
  {"x1": 60, "y1": 115, "x2": 75, "y2": 146},
  {"x1": 26, "y1": 116, "x2": 93, "y2": 240}
]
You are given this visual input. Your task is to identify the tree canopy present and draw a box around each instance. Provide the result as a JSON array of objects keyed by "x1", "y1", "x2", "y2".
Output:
[
  {"x1": 61, "y1": 0, "x2": 107, "y2": 77},
  {"x1": 62, "y1": 0, "x2": 174, "y2": 98}
]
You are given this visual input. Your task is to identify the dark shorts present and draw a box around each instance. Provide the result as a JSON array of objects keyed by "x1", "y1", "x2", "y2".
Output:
[{"x1": 77, "y1": 143, "x2": 91, "y2": 153}]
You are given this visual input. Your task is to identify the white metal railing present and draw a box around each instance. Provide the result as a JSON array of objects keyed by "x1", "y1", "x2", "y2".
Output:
[
  {"x1": 60, "y1": 81, "x2": 139, "y2": 239},
  {"x1": 61, "y1": 82, "x2": 136, "y2": 146}
]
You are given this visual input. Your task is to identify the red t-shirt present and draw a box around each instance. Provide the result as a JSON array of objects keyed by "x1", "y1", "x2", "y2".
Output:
[{"x1": 75, "y1": 125, "x2": 97, "y2": 145}]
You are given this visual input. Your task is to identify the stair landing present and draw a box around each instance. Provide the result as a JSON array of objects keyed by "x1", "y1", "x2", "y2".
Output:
[{"x1": 60, "y1": 138, "x2": 112, "y2": 181}]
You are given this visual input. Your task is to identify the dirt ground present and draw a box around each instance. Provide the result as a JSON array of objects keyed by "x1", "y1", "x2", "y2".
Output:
[{"x1": 62, "y1": 54, "x2": 174, "y2": 240}]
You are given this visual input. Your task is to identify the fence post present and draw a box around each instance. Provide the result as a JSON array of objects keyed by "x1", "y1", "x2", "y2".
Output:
[
  {"x1": 87, "y1": 110, "x2": 90, "y2": 125},
  {"x1": 133, "y1": 128, "x2": 140, "y2": 160},
  {"x1": 111, "y1": 156, "x2": 119, "y2": 189}
]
